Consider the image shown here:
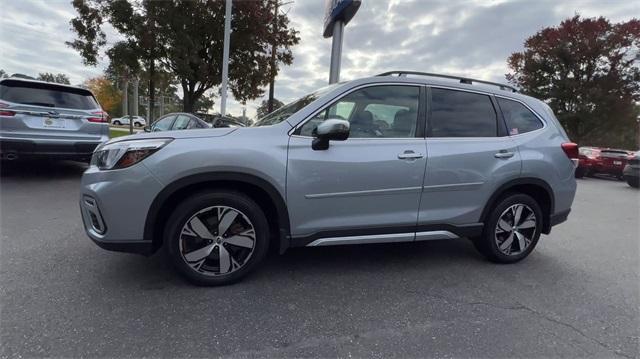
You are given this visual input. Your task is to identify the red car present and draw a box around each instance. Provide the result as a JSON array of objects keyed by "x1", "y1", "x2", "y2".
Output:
[{"x1": 576, "y1": 147, "x2": 632, "y2": 179}]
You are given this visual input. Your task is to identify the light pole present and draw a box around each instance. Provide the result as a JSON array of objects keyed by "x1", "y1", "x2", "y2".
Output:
[
  {"x1": 636, "y1": 115, "x2": 640, "y2": 149},
  {"x1": 220, "y1": 0, "x2": 232, "y2": 116}
]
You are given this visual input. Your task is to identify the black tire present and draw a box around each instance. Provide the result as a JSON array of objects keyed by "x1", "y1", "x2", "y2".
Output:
[
  {"x1": 627, "y1": 178, "x2": 640, "y2": 188},
  {"x1": 134, "y1": 122, "x2": 142, "y2": 127},
  {"x1": 575, "y1": 167, "x2": 585, "y2": 178},
  {"x1": 164, "y1": 190, "x2": 270, "y2": 286},
  {"x1": 473, "y1": 193, "x2": 543, "y2": 263},
  {"x1": 113, "y1": 120, "x2": 121, "y2": 126}
]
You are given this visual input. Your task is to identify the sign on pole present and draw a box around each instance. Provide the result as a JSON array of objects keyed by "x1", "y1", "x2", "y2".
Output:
[{"x1": 323, "y1": 0, "x2": 361, "y2": 84}]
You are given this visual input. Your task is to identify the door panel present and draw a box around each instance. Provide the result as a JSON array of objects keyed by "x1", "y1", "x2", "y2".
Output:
[
  {"x1": 419, "y1": 137, "x2": 521, "y2": 225},
  {"x1": 287, "y1": 137, "x2": 427, "y2": 237}
]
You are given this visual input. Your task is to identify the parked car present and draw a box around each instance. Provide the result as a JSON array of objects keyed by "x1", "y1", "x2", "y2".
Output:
[
  {"x1": 0, "y1": 78, "x2": 108, "y2": 161},
  {"x1": 80, "y1": 71, "x2": 577, "y2": 286},
  {"x1": 623, "y1": 152, "x2": 639, "y2": 188},
  {"x1": 575, "y1": 147, "x2": 600, "y2": 178},
  {"x1": 195, "y1": 113, "x2": 246, "y2": 128},
  {"x1": 145, "y1": 113, "x2": 210, "y2": 132},
  {"x1": 575, "y1": 147, "x2": 631, "y2": 179},
  {"x1": 111, "y1": 115, "x2": 146, "y2": 127}
]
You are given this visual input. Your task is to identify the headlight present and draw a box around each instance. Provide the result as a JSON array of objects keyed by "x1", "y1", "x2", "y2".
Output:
[{"x1": 91, "y1": 138, "x2": 173, "y2": 170}]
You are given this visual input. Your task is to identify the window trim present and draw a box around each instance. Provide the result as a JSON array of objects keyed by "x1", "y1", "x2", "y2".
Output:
[
  {"x1": 426, "y1": 86, "x2": 501, "y2": 139},
  {"x1": 494, "y1": 95, "x2": 547, "y2": 137},
  {"x1": 290, "y1": 83, "x2": 426, "y2": 140}
]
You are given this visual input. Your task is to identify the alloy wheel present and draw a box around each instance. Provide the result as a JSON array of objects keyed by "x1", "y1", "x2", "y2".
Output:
[
  {"x1": 494, "y1": 203, "x2": 537, "y2": 256},
  {"x1": 179, "y1": 206, "x2": 256, "y2": 276}
]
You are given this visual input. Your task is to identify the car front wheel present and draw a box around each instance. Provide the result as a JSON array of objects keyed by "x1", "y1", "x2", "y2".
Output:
[
  {"x1": 165, "y1": 190, "x2": 270, "y2": 286},
  {"x1": 474, "y1": 193, "x2": 542, "y2": 263}
]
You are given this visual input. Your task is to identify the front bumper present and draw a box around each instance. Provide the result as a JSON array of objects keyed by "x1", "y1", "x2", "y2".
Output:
[
  {"x1": 80, "y1": 162, "x2": 164, "y2": 255},
  {"x1": 623, "y1": 164, "x2": 639, "y2": 178}
]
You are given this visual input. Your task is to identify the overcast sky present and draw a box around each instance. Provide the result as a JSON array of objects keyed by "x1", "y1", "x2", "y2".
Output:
[{"x1": 0, "y1": 0, "x2": 638, "y2": 118}]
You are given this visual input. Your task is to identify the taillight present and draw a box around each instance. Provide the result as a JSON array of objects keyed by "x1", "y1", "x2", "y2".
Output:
[
  {"x1": 0, "y1": 101, "x2": 15, "y2": 116},
  {"x1": 88, "y1": 111, "x2": 107, "y2": 123},
  {"x1": 561, "y1": 142, "x2": 579, "y2": 160}
]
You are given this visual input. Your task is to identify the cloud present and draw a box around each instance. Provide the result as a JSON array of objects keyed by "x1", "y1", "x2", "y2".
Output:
[{"x1": 0, "y1": 0, "x2": 636, "y2": 118}]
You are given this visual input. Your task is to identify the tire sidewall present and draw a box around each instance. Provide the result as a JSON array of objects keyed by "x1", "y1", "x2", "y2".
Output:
[
  {"x1": 482, "y1": 193, "x2": 543, "y2": 263},
  {"x1": 165, "y1": 190, "x2": 270, "y2": 286}
]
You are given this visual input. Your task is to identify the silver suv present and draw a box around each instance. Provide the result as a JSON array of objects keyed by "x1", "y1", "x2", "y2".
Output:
[
  {"x1": 80, "y1": 71, "x2": 577, "y2": 286},
  {"x1": 0, "y1": 78, "x2": 108, "y2": 161}
]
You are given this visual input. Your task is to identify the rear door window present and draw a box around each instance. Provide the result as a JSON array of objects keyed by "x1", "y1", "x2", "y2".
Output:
[
  {"x1": 497, "y1": 98, "x2": 543, "y2": 135},
  {"x1": 0, "y1": 80, "x2": 98, "y2": 110},
  {"x1": 429, "y1": 88, "x2": 497, "y2": 137}
]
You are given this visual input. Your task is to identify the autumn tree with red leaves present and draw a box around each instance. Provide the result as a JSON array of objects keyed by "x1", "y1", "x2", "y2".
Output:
[{"x1": 507, "y1": 16, "x2": 640, "y2": 148}]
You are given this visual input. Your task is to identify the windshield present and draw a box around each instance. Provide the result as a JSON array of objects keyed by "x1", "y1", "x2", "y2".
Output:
[{"x1": 252, "y1": 84, "x2": 340, "y2": 127}]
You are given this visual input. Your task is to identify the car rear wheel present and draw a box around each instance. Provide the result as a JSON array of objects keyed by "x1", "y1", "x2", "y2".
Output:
[
  {"x1": 575, "y1": 167, "x2": 585, "y2": 178},
  {"x1": 113, "y1": 120, "x2": 121, "y2": 125},
  {"x1": 474, "y1": 193, "x2": 542, "y2": 263},
  {"x1": 134, "y1": 122, "x2": 142, "y2": 127},
  {"x1": 164, "y1": 190, "x2": 269, "y2": 286},
  {"x1": 627, "y1": 177, "x2": 639, "y2": 188}
]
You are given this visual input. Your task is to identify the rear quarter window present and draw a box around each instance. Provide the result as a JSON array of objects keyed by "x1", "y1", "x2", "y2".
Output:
[
  {"x1": 0, "y1": 80, "x2": 98, "y2": 110},
  {"x1": 497, "y1": 98, "x2": 543, "y2": 135}
]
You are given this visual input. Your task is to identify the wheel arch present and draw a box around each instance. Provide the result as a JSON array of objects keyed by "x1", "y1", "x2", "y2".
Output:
[
  {"x1": 144, "y1": 172, "x2": 290, "y2": 254},
  {"x1": 480, "y1": 177, "x2": 555, "y2": 234}
]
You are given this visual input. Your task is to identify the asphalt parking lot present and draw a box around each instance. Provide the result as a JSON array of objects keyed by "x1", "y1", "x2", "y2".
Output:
[{"x1": 1, "y1": 160, "x2": 638, "y2": 358}]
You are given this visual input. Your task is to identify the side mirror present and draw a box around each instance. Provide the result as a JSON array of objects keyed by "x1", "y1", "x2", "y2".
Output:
[
  {"x1": 312, "y1": 119, "x2": 350, "y2": 151},
  {"x1": 144, "y1": 126, "x2": 151, "y2": 133}
]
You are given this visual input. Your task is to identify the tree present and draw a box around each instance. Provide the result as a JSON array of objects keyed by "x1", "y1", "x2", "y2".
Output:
[
  {"x1": 155, "y1": 0, "x2": 299, "y2": 112},
  {"x1": 85, "y1": 77, "x2": 121, "y2": 115},
  {"x1": 193, "y1": 93, "x2": 216, "y2": 113},
  {"x1": 68, "y1": 0, "x2": 299, "y2": 114},
  {"x1": 507, "y1": 16, "x2": 640, "y2": 148},
  {"x1": 37, "y1": 72, "x2": 71, "y2": 84},
  {"x1": 256, "y1": 98, "x2": 284, "y2": 118},
  {"x1": 68, "y1": 0, "x2": 162, "y2": 121}
]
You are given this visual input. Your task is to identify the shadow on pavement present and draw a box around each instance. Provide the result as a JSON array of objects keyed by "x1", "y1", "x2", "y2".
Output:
[
  {"x1": 94, "y1": 238, "x2": 495, "y2": 290},
  {"x1": 0, "y1": 159, "x2": 87, "y2": 180}
]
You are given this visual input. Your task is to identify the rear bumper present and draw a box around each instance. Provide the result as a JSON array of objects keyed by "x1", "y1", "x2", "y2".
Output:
[
  {"x1": 592, "y1": 165, "x2": 625, "y2": 176},
  {"x1": 0, "y1": 137, "x2": 105, "y2": 159}
]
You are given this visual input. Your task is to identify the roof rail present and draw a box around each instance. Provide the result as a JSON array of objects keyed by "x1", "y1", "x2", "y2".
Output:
[{"x1": 376, "y1": 71, "x2": 518, "y2": 93}]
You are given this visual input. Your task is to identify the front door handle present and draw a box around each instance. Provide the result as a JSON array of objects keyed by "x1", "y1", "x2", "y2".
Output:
[
  {"x1": 398, "y1": 150, "x2": 424, "y2": 160},
  {"x1": 494, "y1": 150, "x2": 515, "y2": 159}
]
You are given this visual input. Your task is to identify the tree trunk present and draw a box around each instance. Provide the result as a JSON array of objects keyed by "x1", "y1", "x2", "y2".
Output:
[
  {"x1": 268, "y1": 0, "x2": 278, "y2": 113},
  {"x1": 182, "y1": 85, "x2": 194, "y2": 113}
]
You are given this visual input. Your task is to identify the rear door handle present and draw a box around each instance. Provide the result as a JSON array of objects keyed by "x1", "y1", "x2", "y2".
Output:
[
  {"x1": 494, "y1": 150, "x2": 515, "y2": 159},
  {"x1": 398, "y1": 150, "x2": 424, "y2": 160}
]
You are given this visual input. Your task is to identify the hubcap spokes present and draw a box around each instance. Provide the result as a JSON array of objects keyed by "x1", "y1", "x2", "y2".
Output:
[
  {"x1": 495, "y1": 204, "x2": 536, "y2": 256},
  {"x1": 179, "y1": 206, "x2": 256, "y2": 276}
]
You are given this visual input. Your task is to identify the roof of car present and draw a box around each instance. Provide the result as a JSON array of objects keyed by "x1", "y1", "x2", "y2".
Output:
[{"x1": 0, "y1": 77, "x2": 88, "y2": 91}]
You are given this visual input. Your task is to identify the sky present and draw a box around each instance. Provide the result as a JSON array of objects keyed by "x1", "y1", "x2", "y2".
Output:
[{"x1": 0, "y1": 0, "x2": 638, "y2": 119}]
